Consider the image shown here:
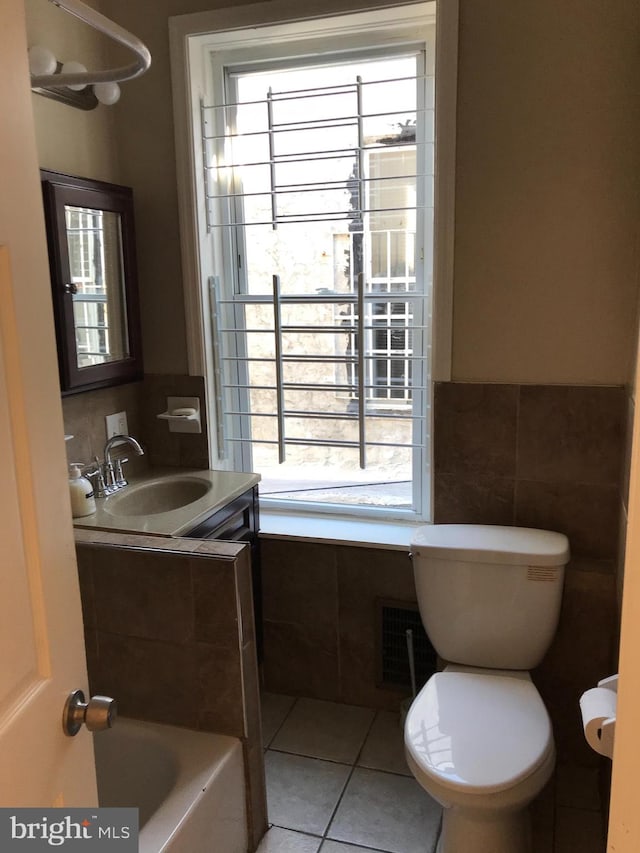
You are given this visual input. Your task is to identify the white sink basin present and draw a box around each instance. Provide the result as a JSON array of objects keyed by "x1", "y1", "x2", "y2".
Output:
[{"x1": 104, "y1": 476, "x2": 212, "y2": 517}]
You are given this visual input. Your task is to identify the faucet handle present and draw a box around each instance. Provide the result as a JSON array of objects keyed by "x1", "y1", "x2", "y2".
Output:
[
  {"x1": 86, "y1": 467, "x2": 110, "y2": 499},
  {"x1": 113, "y1": 457, "x2": 129, "y2": 488},
  {"x1": 103, "y1": 460, "x2": 117, "y2": 490}
]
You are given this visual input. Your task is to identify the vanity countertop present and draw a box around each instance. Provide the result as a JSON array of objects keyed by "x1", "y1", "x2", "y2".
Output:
[{"x1": 72, "y1": 468, "x2": 260, "y2": 537}]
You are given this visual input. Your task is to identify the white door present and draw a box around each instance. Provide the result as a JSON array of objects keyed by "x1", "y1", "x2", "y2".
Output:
[{"x1": 0, "y1": 2, "x2": 97, "y2": 806}]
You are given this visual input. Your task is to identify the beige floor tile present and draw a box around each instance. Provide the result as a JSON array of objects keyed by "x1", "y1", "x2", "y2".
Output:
[
  {"x1": 358, "y1": 709, "x2": 411, "y2": 776},
  {"x1": 260, "y1": 697, "x2": 607, "y2": 853},
  {"x1": 271, "y1": 697, "x2": 375, "y2": 763},
  {"x1": 257, "y1": 826, "x2": 322, "y2": 853},
  {"x1": 261, "y1": 692, "x2": 296, "y2": 747},
  {"x1": 328, "y1": 767, "x2": 441, "y2": 853},
  {"x1": 265, "y1": 750, "x2": 351, "y2": 836}
]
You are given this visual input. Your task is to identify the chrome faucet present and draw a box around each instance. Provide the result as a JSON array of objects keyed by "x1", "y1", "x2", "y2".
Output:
[{"x1": 101, "y1": 434, "x2": 145, "y2": 494}]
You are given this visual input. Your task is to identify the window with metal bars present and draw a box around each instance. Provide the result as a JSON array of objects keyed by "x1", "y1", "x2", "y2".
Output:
[{"x1": 200, "y1": 22, "x2": 435, "y2": 518}]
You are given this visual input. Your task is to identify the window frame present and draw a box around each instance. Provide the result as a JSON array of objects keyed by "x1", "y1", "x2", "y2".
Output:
[{"x1": 169, "y1": 0, "x2": 457, "y2": 525}]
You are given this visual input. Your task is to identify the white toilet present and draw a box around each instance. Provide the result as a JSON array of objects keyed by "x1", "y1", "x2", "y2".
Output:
[{"x1": 404, "y1": 524, "x2": 569, "y2": 853}]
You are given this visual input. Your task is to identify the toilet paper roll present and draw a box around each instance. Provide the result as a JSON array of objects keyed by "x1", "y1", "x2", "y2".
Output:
[{"x1": 579, "y1": 687, "x2": 617, "y2": 758}]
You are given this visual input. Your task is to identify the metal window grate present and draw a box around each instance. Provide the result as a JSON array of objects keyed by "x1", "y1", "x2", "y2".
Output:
[
  {"x1": 210, "y1": 273, "x2": 428, "y2": 467},
  {"x1": 200, "y1": 72, "x2": 433, "y2": 230},
  {"x1": 202, "y1": 51, "x2": 432, "y2": 503},
  {"x1": 378, "y1": 601, "x2": 437, "y2": 690}
]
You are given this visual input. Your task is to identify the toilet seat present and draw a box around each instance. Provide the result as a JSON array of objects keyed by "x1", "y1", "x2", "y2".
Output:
[{"x1": 405, "y1": 667, "x2": 553, "y2": 795}]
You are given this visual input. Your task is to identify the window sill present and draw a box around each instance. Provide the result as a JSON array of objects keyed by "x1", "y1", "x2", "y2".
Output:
[{"x1": 258, "y1": 509, "x2": 427, "y2": 550}]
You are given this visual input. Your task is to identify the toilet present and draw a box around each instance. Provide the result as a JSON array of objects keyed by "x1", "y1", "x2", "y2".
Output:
[{"x1": 404, "y1": 524, "x2": 569, "y2": 853}]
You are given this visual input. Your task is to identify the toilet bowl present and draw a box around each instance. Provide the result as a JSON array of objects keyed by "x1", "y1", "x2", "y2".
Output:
[
  {"x1": 406, "y1": 524, "x2": 569, "y2": 853},
  {"x1": 405, "y1": 666, "x2": 555, "y2": 853}
]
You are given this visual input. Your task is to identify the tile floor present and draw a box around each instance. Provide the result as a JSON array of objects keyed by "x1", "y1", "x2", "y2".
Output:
[
  {"x1": 258, "y1": 694, "x2": 441, "y2": 853},
  {"x1": 257, "y1": 693, "x2": 607, "y2": 853}
]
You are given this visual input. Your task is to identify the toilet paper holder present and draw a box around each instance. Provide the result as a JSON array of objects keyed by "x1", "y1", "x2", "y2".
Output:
[{"x1": 579, "y1": 673, "x2": 617, "y2": 760}]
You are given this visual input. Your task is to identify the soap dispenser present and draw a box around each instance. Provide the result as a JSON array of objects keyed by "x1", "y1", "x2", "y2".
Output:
[{"x1": 68, "y1": 464, "x2": 96, "y2": 518}]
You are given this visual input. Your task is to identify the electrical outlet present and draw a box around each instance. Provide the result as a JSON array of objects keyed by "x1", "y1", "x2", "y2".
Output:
[{"x1": 105, "y1": 411, "x2": 128, "y2": 439}]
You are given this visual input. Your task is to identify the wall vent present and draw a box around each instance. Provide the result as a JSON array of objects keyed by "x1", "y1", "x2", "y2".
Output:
[{"x1": 377, "y1": 600, "x2": 438, "y2": 690}]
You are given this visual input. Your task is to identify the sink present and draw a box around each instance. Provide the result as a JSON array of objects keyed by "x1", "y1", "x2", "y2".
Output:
[{"x1": 104, "y1": 476, "x2": 212, "y2": 517}]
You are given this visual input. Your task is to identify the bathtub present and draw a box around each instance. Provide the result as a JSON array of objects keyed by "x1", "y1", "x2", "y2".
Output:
[{"x1": 94, "y1": 718, "x2": 247, "y2": 853}]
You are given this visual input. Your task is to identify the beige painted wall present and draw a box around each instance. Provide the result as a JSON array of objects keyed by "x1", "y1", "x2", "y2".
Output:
[
  {"x1": 103, "y1": 0, "x2": 640, "y2": 384},
  {"x1": 25, "y1": 0, "x2": 121, "y2": 183},
  {"x1": 23, "y1": 0, "x2": 640, "y2": 384},
  {"x1": 453, "y1": 0, "x2": 640, "y2": 384}
]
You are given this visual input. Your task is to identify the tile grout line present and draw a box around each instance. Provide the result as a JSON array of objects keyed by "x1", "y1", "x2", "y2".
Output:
[
  {"x1": 262, "y1": 695, "x2": 579, "y2": 853},
  {"x1": 265, "y1": 747, "x2": 413, "y2": 778},
  {"x1": 262, "y1": 699, "x2": 432, "y2": 853},
  {"x1": 317, "y1": 762, "x2": 363, "y2": 851},
  {"x1": 262, "y1": 821, "x2": 397, "y2": 853},
  {"x1": 318, "y1": 709, "x2": 382, "y2": 850},
  {"x1": 318, "y1": 835, "x2": 398, "y2": 853},
  {"x1": 352, "y1": 708, "x2": 382, "y2": 769},
  {"x1": 263, "y1": 694, "x2": 299, "y2": 749}
]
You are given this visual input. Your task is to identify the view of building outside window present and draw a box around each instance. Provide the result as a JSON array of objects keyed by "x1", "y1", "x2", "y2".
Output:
[
  {"x1": 212, "y1": 52, "x2": 433, "y2": 510},
  {"x1": 66, "y1": 205, "x2": 128, "y2": 368}
]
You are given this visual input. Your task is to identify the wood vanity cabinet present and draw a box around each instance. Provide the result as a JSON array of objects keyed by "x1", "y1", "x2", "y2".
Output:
[
  {"x1": 185, "y1": 486, "x2": 259, "y2": 543},
  {"x1": 184, "y1": 486, "x2": 262, "y2": 659}
]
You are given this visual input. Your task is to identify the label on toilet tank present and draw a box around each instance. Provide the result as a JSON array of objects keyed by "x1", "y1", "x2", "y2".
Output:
[{"x1": 527, "y1": 566, "x2": 559, "y2": 582}]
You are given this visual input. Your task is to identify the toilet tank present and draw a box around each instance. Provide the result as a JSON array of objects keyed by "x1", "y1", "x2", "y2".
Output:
[{"x1": 411, "y1": 524, "x2": 569, "y2": 670}]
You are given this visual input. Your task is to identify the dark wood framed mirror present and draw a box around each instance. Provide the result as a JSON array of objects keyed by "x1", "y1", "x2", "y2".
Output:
[{"x1": 41, "y1": 170, "x2": 143, "y2": 394}]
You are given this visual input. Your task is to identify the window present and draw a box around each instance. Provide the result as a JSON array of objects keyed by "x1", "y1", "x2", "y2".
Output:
[{"x1": 171, "y1": 2, "x2": 456, "y2": 523}]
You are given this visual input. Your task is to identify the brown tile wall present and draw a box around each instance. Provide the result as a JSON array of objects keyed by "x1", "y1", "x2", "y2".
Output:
[
  {"x1": 262, "y1": 540, "x2": 416, "y2": 712},
  {"x1": 62, "y1": 381, "x2": 147, "y2": 477},
  {"x1": 433, "y1": 383, "x2": 624, "y2": 552},
  {"x1": 62, "y1": 373, "x2": 209, "y2": 475},
  {"x1": 433, "y1": 383, "x2": 625, "y2": 764},
  {"x1": 75, "y1": 530, "x2": 267, "y2": 851},
  {"x1": 261, "y1": 381, "x2": 627, "y2": 770},
  {"x1": 141, "y1": 374, "x2": 209, "y2": 469}
]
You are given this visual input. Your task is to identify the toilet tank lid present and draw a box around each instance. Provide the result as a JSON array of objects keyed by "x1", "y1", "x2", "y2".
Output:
[{"x1": 411, "y1": 524, "x2": 570, "y2": 567}]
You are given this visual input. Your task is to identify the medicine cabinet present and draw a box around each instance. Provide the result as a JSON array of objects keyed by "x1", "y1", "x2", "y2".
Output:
[{"x1": 41, "y1": 170, "x2": 143, "y2": 394}]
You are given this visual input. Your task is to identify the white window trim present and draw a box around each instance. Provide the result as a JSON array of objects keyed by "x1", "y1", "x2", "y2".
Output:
[{"x1": 169, "y1": 0, "x2": 456, "y2": 530}]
